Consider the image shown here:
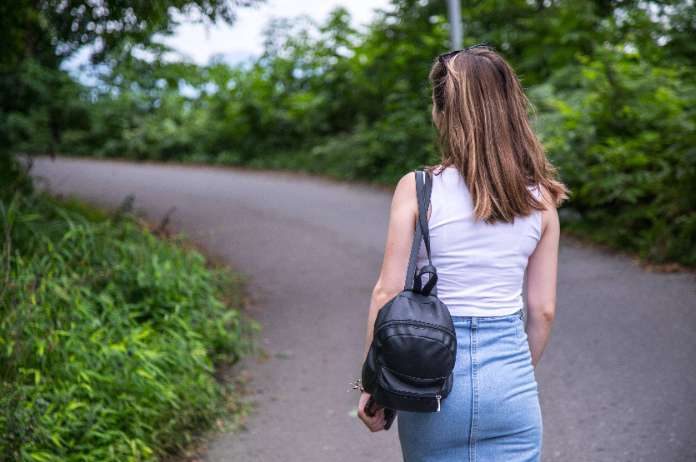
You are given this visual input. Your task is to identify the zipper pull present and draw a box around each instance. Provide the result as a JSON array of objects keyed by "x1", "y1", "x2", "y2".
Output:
[{"x1": 435, "y1": 394, "x2": 441, "y2": 412}]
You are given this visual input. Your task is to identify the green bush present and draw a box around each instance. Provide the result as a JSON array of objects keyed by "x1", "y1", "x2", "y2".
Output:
[
  {"x1": 239, "y1": 107, "x2": 438, "y2": 185},
  {"x1": 532, "y1": 47, "x2": 696, "y2": 266},
  {"x1": 0, "y1": 191, "x2": 259, "y2": 461}
]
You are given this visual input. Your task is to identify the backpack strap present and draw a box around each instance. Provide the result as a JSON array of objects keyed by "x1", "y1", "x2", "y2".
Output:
[{"x1": 405, "y1": 169, "x2": 438, "y2": 296}]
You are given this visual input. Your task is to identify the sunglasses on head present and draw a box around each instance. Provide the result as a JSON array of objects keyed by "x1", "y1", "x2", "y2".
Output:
[{"x1": 437, "y1": 42, "x2": 495, "y2": 64}]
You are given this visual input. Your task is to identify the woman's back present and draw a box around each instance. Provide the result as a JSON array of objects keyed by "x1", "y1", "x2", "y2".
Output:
[
  {"x1": 416, "y1": 165, "x2": 543, "y2": 317},
  {"x1": 359, "y1": 46, "x2": 564, "y2": 460}
]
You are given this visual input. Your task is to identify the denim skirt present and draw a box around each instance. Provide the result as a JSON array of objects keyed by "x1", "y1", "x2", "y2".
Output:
[{"x1": 397, "y1": 309, "x2": 542, "y2": 462}]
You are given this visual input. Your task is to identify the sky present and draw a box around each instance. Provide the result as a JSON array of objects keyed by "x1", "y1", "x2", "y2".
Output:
[
  {"x1": 63, "y1": 0, "x2": 393, "y2": 79},
  {"x1": 156, "y1": 0, "x2": 393, "y2": 66},
  {"x1": 63, "y1": 0, "x2": 393, "y2": 82}
]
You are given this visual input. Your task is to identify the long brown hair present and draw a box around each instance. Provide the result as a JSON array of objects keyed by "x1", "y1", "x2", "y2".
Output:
[{"x1": 428, "y1": 45, "x2": 569, "y2": 224}]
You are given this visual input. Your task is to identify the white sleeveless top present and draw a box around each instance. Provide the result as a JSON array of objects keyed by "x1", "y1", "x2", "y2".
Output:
[{"x1": 416, "y1": 166, "x2": 543, "y2": 317}]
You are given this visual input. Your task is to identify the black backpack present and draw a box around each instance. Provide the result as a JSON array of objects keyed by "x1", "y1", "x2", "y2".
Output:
[{"x1": 361, "y1": 169, "x2": 457, "y2": 413}]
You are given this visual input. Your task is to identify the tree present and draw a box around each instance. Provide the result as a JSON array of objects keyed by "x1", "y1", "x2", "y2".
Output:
[{"x1": 0, "y1": 0, "x2": 264, "y2": 177}]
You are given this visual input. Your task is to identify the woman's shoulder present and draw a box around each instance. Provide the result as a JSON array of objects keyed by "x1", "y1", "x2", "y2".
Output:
[
  {"x1": 394, "y1": 171, "x2": 418, "y2": 207},
  {"x1": 527, "y1": 182, "x2": 560, "y2": 238},
  {"x1": 396, "y1": 165, "x2": 446, "y2": 186},
  {"x1": 396, "y1": 170, "x2": 417, "y2": 188},
  {"x1": 528, "y1": 183, "x2": 557, "y2": 211}
]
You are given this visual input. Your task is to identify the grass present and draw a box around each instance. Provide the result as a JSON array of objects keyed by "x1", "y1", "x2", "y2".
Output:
[{"x1": 0, "y1": 189, "x2": 260, "y2": 462}]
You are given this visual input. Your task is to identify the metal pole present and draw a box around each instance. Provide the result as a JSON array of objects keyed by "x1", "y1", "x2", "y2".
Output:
[{"x1": 446, "y1": 0, "x2": 463, "y2": 50}]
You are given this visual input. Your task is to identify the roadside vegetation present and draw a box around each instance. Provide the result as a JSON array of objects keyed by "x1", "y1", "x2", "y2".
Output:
[
  {"x1": 5, "y1": 0, "x2": 694, "y2": 267},
  {"x1": 0, "y1": 159, "x2": 259, "y2": 461}
]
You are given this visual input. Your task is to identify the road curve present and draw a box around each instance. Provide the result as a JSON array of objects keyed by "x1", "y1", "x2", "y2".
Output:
[{"x1": 30, "y1": 156, "x2": 696, "y2": 462}]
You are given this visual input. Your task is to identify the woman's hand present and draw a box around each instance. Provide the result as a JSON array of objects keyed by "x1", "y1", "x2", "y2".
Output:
[{"x1": 357, "y1": 392, "x2": 386, "y2": 432}]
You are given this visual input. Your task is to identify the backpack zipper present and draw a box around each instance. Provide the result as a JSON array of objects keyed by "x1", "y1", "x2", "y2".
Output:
[
  {"x1": 376, "y1": 319, "x2": 455, "y2": 337},
  {"x1": 377, "y1": 371, "x2": 445, "y2": 412}
]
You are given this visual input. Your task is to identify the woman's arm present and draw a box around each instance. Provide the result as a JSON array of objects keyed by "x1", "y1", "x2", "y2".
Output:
[
  {"x1": 362, "y1": 172, "x2": 419, "y2": 362},
  {"x1": 524, "y1": 186, "x2": 560, "y2": 368},
  {"x1": 358, "y1": 172, "x2": 419, "y2": 433}
]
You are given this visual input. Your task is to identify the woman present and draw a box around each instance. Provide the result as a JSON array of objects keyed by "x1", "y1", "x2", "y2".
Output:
[{"x1": 357, "y1": 44, "x2": 569, "y2": 461}]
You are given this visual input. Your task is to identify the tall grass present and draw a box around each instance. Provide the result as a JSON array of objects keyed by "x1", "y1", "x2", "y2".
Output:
[{"x1": 0, "y1": 190, "x2": 259, "y2": 461}]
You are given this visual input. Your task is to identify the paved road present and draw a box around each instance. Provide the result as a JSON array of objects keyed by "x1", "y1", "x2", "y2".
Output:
[{"x1": 31, "y1": 156, "x2": 696, "y2": 462}]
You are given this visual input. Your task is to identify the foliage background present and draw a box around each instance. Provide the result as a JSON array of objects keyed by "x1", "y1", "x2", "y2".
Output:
[
  {"x1": 1, "y1": 1, "x2": 694, "y2": 458},
  {"x1": 2, "y1": 2, "x2": 695, "y2": 262}
]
